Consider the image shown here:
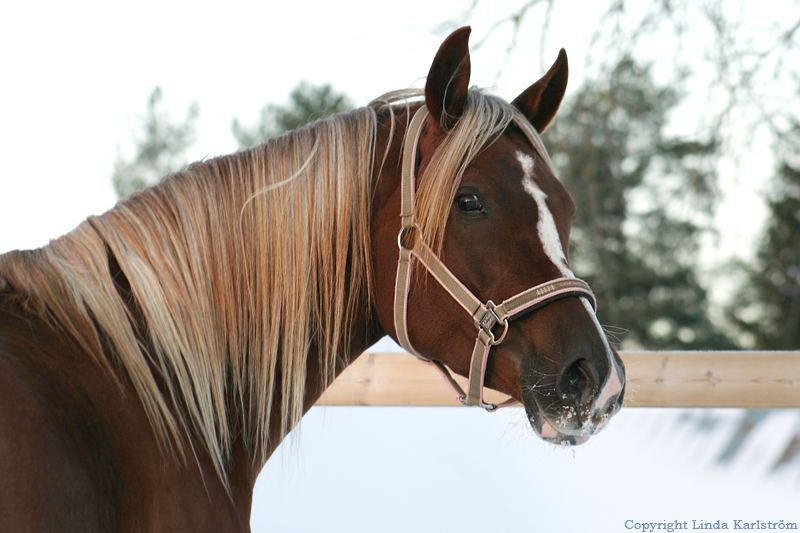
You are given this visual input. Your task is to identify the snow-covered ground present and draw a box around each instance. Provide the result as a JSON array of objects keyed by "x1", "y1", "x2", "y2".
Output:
[
  {"x1": 251, "y1": 340, "x2": 799, "y2": 533},
  {"x1": 253, "y1": 404, "x2": 799, "y2": 532}
]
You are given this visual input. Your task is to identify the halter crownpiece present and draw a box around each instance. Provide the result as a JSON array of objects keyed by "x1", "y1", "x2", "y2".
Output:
[{"x1": 393, "y1": 105, "x2": 597, "y2": 411}]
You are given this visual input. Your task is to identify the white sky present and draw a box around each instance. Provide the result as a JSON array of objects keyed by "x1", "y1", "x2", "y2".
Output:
[
  {"x1": 0, "y1": 0, "x2": 637, "y2": 255},
  {"x1": 1, "y1": 1, "x2": 797, "y2": 530}
]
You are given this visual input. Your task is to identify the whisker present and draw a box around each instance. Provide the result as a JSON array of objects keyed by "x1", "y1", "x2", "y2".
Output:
[
  {"x1": 521, "y1": 376, "x2": 553, "y2": 393},
  {"x1": 601, "y1": 323, "x2": 628, "y2": 348},
  {"x1": 522, "y1": 367, "x2": 559, "y2": 377},
  {"x1": 601, "y1": 324, "x2": 629, "y2": 335}
]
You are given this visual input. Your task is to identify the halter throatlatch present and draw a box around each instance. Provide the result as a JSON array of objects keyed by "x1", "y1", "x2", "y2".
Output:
[{"x1": 393, "y1": 105, "x2": 597, "y2": 411}]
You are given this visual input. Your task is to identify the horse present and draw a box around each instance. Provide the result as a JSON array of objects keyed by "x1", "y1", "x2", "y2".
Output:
[{"x1": 0, "y1": 26, "x2": 624, "y2": 531}]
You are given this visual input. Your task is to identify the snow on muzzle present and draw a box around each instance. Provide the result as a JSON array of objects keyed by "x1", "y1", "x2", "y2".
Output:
[{"x1": 521, "y1": 347, "x2": 625, "y2": 445}]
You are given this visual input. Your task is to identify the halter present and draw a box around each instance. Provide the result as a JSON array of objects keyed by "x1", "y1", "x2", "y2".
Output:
[{"x1": 393, "y1": 105, "x2": 597, "y2": 411}]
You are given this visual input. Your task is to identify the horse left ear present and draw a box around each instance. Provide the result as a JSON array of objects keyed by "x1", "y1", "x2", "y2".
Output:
[
  {"x1": 425, "y1": 26, "x2": 472, "y2": 131},
  {"x1": 512, "y1": 49, "x2": 568, "y2": 133}
]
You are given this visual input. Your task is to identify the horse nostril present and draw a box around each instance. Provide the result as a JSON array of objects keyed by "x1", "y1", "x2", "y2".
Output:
[{"x1": 558, "y1": 358, "x2": 595, "y2": 407}]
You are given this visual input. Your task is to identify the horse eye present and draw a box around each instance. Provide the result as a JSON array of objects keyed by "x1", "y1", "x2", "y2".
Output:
[{"x1": 456, "y1": 193, "x2": 484, "y2": 213}]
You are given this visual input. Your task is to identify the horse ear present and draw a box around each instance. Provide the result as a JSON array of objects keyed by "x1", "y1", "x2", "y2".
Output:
[
  {"x1": 512, "y1": 49, "x2": 568, "y2": 133},
  {"x1": 425, "y1": 26, "x2": 472, "y2": 131}
]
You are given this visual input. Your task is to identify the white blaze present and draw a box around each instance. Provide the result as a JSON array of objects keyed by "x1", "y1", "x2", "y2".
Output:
[
  {"x1": 518, "y1": 152, "x2": 573, "y2": 278},
  {"x1": 516, "y1": 151, "x2": 623, "y2": 418}
]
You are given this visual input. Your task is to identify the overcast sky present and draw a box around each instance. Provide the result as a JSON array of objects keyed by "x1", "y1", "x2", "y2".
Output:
[
  {"x1": 3, "y1": 0, "x2": 592, "y2": 252},
  {"x1": 1, "y1": 1, "x2": 798, "y2": 531}
]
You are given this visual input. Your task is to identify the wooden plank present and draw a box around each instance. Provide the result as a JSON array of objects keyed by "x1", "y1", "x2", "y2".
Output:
[
  {"x1": 622, "y1": 351, "x2": 800, "y2": 407},
  {"x1": 317, "y1": 351, "x2": 800, "y2": 408}
]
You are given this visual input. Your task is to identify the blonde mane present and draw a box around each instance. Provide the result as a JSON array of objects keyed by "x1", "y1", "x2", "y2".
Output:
[{"x1": 0, "y1": 89, "x2": 526, "y2": 482}]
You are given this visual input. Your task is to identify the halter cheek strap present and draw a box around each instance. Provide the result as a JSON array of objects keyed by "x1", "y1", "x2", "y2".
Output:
[{"x1": 393, "y1": 105, "x2": 597, "y2": 411}]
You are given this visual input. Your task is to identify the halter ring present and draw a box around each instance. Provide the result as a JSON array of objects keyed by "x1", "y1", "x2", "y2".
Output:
[{"x1": 397, "y1": 224, "x2": 420, "y2": 251}]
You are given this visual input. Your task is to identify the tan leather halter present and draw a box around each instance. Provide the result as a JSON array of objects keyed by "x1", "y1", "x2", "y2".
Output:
[{"x1": 393, "y1": 105, "x2": 597, "y2": 411}]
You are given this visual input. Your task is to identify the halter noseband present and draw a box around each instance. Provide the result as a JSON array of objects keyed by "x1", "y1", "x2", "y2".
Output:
[{"x1": 393, "y1": 105, "x2": 597, "y2": 411}]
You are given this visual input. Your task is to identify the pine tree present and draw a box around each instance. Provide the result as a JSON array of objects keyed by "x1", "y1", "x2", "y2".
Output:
[
  {"x1": 731, "y1": 123, "x2": 800, "y2": 349},
  {"x1": 231, "y1": 82, "x2": 352, "y2": 149},
  {"x1": 111, "y1": 82, "x2": 351, "y2": 199},
  {"x1": 546, "y1": 57, "x2": 734, "y2": 349},
  {"x1": 111, "y1": 87, "x2": 199, "y2": 199}
]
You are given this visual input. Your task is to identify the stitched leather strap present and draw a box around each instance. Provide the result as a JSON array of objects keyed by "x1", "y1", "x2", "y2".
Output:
[{"x1": 400, "y1": 106, "x2": 428, "y2": 230}]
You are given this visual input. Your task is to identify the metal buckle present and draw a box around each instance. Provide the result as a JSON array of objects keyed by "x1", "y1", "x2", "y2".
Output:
[
  {"x1": 459, "y1": 395, "x2": 498, "y2": 411},
  {"x1": 475, "y1": 301, "x2": 509, "y2": 346},
  {"x1": 397, "y1": 224, "x2": 420, "y2": 250},
  {"x1": 458, "y1": 395, "x2": 497, "y2": 411}
]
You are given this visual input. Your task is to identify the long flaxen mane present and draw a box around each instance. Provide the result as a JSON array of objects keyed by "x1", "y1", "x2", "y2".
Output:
[{"x1": 0, "y1": 88, "x2": 525, "y2": 482}]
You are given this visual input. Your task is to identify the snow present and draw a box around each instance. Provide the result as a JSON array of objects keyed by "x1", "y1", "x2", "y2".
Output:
[{"x1": 252, "y1": 405, "x2": 799, "y2": 532}]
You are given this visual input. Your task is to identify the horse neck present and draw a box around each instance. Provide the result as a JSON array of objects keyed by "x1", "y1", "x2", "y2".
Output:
[
  {"x1": 0, "y1": 108, "x2": 402, "y2": 530},
  {"x1": 103, "y1": 125, "x2": 387, "y2": 470},
  {"x1": 0, "y1": 106, "x2": 389, "y2": 488}
]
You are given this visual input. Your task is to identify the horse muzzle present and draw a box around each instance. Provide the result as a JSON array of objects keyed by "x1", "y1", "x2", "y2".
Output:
[{"x1": 521, "y1": 348, "x2": 626, "y2": 445}]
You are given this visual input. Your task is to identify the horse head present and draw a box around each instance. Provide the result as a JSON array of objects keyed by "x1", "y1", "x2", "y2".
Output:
[{"x1": 372, "y1": 27, "x2": 625, "y2": 445}]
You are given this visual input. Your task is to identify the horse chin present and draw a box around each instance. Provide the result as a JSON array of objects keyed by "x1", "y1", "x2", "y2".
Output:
[{"x1": 522, "y1": 394, "x2": 598, "y2": 446}]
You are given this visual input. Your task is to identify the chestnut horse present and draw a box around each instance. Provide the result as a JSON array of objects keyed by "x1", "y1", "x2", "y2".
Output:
[{"x1": 0, "y1": 27, "x2": 624, "y2": 531}]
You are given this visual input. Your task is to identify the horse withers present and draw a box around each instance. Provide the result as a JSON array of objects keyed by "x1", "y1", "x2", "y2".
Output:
[{"x1": 0, "y1": 27, "x2": 624, "y2": 532}]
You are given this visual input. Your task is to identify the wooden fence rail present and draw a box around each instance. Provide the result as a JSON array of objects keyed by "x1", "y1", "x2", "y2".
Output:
[{"x1": 317, "y1": 351, "x2": 800, "y2": 408}]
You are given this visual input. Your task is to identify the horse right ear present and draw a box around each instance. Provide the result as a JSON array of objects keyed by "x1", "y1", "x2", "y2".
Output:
[
  {"x1": 512, "y1": 49, "x2": 568, "y2": 133},
  {"x1": 425, "y1": 26, "x2": 472, "y2": 131}
]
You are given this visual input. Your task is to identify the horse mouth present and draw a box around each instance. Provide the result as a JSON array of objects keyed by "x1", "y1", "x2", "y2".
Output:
[
  {"x1": 524, "y1": 403, "x2": 595, "y2": 446},
  {"x1": 521, "y1": 379, "x2": 624, "y2": 446}
]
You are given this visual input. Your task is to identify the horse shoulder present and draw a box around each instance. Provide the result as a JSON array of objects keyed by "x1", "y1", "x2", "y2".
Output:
[
  {"x1": 0, "y1": 299, "x2": 255, "y2": 532},
  {"x1": 0, "y1": 302, "x2": 118, "y2": 531}
]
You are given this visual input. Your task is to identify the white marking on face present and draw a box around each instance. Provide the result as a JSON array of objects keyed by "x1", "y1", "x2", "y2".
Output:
[
  {"x1": 516, "y1": 150, "x2": 623, "y2": 419},
  {"x1": 580, "y1": 297, "x2": 624, "y2": 415},
  {"x1": 517, "y1": 151, "x2": 573, "y2": 278},
  {"x1": 593, "y1": 353, "x2": 623, "y2": 410}
]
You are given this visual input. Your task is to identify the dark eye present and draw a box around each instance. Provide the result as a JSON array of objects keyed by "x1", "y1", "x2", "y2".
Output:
[{"x1": 456, "y1": 193, "x2": 484, "y2": 213}]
